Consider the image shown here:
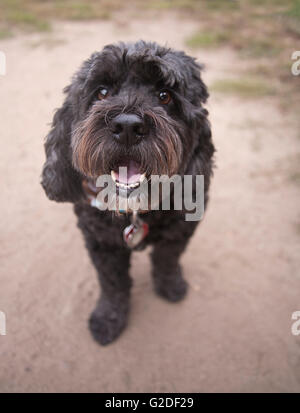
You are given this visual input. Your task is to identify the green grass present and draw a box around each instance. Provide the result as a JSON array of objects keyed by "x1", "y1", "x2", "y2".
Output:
[
  {"x1": 284, "y1": 0, "x2": 300, "y2": 35},
  {"x1": 185, "y1": 31, "x2": 229, "y2": 49},
  {"x1": 205, "y1": 0, "x2": 238, "y2": 11},
  {"x1": 54, "y1": 1, "x2": 111, "y2": 20},
  {"x1": 239, "y1": 38, "x2": 282, "y2": 58},
  {"x1": 0, "y1": 0, "x2": 299, "y2": 39},
  {"x1": 0, "y1": 28, "x2": 13, "y2": 39},
  {"x1": 287, "y1": 0, "x2": 300, "y2": 19},
  {"x1": 55, "y1": 2, "x2": 95, "y2": 20},
  {"x1": 0, "y1": 0, "x2": 113, "y2": 37},
  {"x1": 0, "y1": 1, "x2": 51, "y2": 33},
  {"x1": 144, "y1": 0, "x2": 200, "y2": 11},
  {"x1": 211, "y1": 77, "x2": 276, "y2": 98},
  {"x1": 7, "y1": 9, "x2": 51, "y2": 31}
]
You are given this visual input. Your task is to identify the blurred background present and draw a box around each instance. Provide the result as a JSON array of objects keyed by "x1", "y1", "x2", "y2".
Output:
[{"x1": 0, "y1": 0, "x2": 300, "y2": 392}]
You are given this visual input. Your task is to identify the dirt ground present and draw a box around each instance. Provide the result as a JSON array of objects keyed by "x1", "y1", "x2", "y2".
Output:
[{"x1": 0, "y1": 14, "x2": 300, "y2": 393}]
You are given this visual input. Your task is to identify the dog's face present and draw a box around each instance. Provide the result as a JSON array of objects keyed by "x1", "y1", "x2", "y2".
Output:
[{"x1": 41, "y1": 41, "x2": 213, "y2": 203}]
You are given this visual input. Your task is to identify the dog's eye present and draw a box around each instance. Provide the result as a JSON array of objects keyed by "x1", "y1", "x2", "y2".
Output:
[
  {"x1": 159, "y1": 91, "x2": 171, "y2": 105},
  {"x1": 98, "y1": 87, "x2": 109, "y2": 100}
]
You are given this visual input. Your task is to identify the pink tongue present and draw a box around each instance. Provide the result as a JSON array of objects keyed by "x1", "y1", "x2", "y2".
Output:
[{"x1": 115, "y1": 161, "x2": 142, "y2": 184}]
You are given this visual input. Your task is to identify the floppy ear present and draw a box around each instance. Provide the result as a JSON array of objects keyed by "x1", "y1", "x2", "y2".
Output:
[
  {"x1": 185, "y1": 60, "x2": 215, "y2": 197},
  {"x1": 41, "y1": 89, "x2": 84, "y2": 203}
]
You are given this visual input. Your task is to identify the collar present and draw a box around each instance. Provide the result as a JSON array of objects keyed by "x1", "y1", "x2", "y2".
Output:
[
  {"x1": 82, "y1": 179, "x2": 149, "y2": 248},
  {"x1": 82, "y1": 179, "x2": 149, "y2": 215}
]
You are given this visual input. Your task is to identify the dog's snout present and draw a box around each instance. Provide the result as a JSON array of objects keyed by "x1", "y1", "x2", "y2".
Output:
[{"x1": 111, "y1": 114, "x2": 146, "y2": 145}]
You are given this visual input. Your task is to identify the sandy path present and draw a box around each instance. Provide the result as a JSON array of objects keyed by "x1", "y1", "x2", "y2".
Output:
[{"x1": 0, "y1": 15, "x2": 300, "y2": 392}]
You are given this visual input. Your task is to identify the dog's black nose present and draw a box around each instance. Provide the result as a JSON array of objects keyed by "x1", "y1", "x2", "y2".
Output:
[{"x1": 111, "y1": 114, "x2": 145, "y2": 145}]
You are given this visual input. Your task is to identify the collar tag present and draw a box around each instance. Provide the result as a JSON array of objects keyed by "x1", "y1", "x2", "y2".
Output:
[{"x1": 123, "y1": 212, "x2": 149, "y2": 248}]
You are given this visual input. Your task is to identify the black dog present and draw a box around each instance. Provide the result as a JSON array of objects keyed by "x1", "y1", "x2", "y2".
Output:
[{"x1": 41, "y1": 41, "x2": 215, "y2": 345}]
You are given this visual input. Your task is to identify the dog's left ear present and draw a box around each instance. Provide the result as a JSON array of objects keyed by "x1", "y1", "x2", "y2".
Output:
[
  {"x1": 184, "y1": 57, "x2": 215, "y2": 182},
  {"x1": 41, "y1": 86, "x2": 83, "y2": 203},
  {"x1": 185, "y1": 57, "x2": 209, "y2": 105}
]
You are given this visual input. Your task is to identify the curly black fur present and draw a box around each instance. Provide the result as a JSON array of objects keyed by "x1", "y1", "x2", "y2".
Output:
[{"x1": 41, "y1": 41, "x2": 215, "y2": 345}]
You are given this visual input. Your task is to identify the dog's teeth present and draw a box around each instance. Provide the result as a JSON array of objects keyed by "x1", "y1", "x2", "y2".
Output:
[
  {"x1": 111, "y1": 171, "x2": 117, "y2": 182},
  {"x1": 139, "y1": 173, "x2": 146, "y2": 183},
  {"x1": 111, "y1": 171, "x2": 145, "y2": 188},
  {"x1": 115, "y1": 180, "x2": 141, "y2": 189},
  {"x1": 116, "y1": 181, "x2": 127, "y2": 189}
]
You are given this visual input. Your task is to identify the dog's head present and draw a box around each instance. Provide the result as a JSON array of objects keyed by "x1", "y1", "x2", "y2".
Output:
[{"x1": 41, "y1": 41, "x2": 214, "y2": 202}]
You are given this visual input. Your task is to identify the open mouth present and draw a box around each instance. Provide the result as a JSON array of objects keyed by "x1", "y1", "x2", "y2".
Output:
[{"x1": 111, "y1": 160, "x2": 146, "y2": 190}]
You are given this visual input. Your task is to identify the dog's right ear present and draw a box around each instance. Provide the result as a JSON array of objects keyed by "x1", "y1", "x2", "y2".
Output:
[{"x1": 41, "y1": 88, "x2": 83, "y2": 203}]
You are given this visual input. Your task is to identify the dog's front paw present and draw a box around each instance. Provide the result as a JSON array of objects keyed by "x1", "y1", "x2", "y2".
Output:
[
  {"x1": 89, "y1": 296, "x2": 129, "y2": 345},
  {"x1": 153, "y1": 267, "x2": 188, "y2": 302}
]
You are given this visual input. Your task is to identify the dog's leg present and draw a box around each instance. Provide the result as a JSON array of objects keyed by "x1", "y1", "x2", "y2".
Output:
[
  {"x1": 84, "y1": 235, "x2": 132, "y2": 345},
  {"x1": 151, "y1": 239, "x2": 190, "y2": 302}
]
